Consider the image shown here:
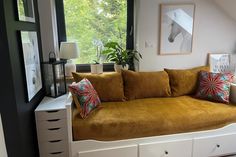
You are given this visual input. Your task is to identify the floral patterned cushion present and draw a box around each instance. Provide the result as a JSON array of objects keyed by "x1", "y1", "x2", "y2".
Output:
[
  {"x1": 195, "y1": 71, "x2": 233, "y2": 103},
  {"x1": 69, "y1": 78, "x2": 101, "y2": 119}
]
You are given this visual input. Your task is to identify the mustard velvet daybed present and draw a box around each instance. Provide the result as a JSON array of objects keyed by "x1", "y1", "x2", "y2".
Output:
[{"x1": 65, "y1": 67, "x2": 236, "y2": 157}]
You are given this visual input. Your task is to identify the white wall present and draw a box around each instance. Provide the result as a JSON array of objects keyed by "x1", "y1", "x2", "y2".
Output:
[
  {"x1": 0, "y1": 114, "x2": 7, "y2": 157},
  {"x1": 215, "y1": 0, "x2": 236, "y2": 22},
  {"x1": 38, "y1": 0, "x2": 59, "y2": 61},
  {"x1": 136, "y1": 0, "x2": 236, "y2": 71}
]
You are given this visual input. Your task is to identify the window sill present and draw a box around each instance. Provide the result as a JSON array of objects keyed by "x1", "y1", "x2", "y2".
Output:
[{"x1": 76, "y1": 63, "x2": 114, "y2": 73}]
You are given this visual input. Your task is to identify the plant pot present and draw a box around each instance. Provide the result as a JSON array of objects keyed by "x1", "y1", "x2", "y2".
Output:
[
  {"x1": 114, "y1": 64, "x2": 122, "y2": 73},
  {"x1": 114, "y1": 64, "x2": 129, "y2": 72},
  {"x1": 90, "y1": 64, "x2": 103, "y2": 74},
  {"x1": 123, "y1": 64, "x2": 129, "y2": 70}
]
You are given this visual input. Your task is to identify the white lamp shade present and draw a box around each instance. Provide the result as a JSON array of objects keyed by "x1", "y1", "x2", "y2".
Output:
[{"x1": 60, "y1": 42, "x2": 80, "y2": 59}]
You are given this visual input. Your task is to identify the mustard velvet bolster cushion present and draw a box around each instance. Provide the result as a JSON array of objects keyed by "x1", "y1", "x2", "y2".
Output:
[
  {"x1": 122, "y1": 70, "x2": 171, "y2": 100},
  {"x1": 165, "y1": 66, "x2": 210, "y2": 96},
  {"x1": 72, "y1": 72, "x2": 125, "y2": 102}
]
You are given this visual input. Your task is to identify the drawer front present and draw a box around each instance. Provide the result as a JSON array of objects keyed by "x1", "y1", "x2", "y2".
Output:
[
  {"x1": 35, "y1": 109, "x2": 67, "y2": 121},
  {"x1": 78, "y1": 145, "x2": 138, "y2": 157},
  {"x1": 139, "y1": 139, "x2": 192, "y2": 157},
  {"x1": 37, "y1": 127, "x2": 67, "y2": 142},
  {"x1": 193, "y1": 133, "x2": 236, "y2": 157},
  {"x1": 39, "y1": 140, "x2": 68, "y2": 155},
  {"x1": 41, "y1": 151, "x2": 69, "y2": 157},
  {"x1": 37, "y1": 119, "x2": 67, "y2": 129}
]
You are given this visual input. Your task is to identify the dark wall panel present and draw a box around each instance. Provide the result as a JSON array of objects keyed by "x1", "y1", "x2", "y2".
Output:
[
  {"x1": 0, "y1": 1, "x2": 23, "y2": 156},
  {"x1": 0, "y1": 0, "x2": 44, "y2": 156}
]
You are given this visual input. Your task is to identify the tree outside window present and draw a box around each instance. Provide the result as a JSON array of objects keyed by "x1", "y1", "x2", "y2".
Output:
[{"x1": 64, "y1": 0, "x2": 127, "y2": 64}]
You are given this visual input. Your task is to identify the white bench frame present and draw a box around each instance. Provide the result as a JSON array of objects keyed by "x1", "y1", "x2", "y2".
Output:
[{"x1": 65, "y1": 95, "x2": 236, "y2": 157}]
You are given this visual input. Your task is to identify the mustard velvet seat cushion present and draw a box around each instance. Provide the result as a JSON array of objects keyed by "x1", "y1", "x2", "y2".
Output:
[
  {"x1": 72, "y1": 96, "x2": 236, "y2": 141},
  {"x1": 122, "y1": 70, "x2": 171, "y2": 100},
  {"x1": 72, "y1": 72, "x2": 125, "y2": 102},
  {"x1": 165, "y1": 66, "x2": 210, "y2": 96}
]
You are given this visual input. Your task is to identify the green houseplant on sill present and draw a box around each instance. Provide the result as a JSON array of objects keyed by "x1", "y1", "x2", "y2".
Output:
[
  {"x1": 102, "y1": 41, "x2": 142, "y2": 72},
  {"x1": 90, "y1": 39, "x2": 103, "y2": 74}
]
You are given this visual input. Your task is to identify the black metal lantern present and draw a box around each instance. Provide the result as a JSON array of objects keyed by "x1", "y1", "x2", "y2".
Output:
[{"x1": 42, "y1": 59, "x2": 67, "y2": 98}]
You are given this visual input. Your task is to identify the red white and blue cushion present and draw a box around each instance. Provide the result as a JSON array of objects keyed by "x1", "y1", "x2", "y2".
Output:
[
  {"x1": 195, "y1": 71, "x2": 233, "y2": 103},
  {"x1": 69, "y1": 78, "x2": 101, "y2": 119}
]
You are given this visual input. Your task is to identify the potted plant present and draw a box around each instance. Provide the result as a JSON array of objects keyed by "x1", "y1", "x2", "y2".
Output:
[
  {"x1": 90, "y1": 39, "x2": 104, "y2": 74},
  {"x1": 102, "y1": 41, "x2": 142, "y2": 72}
]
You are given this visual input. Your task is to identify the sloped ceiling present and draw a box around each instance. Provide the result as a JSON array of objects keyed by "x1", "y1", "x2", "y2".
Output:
[{"x1": 214, "y1": 0, "x2": 236, "y2": 22}]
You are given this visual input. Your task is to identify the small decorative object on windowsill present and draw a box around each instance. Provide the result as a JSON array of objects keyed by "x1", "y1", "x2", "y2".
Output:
[
  {"x1": 42, "y1": 52, "x2": 66, "y2": 98},
  {"x1": 60, "y1": 42, "x2": 80, "y2": 77},
  {"x1": 90, "y1": 63, "x2": 103, "y2": 74},
  {"x1": 102, "y1": 41, "x2": 142, "y2": 72},
  {"x1": 90, "y1": 39, "x2": 104, "y2": 74}
]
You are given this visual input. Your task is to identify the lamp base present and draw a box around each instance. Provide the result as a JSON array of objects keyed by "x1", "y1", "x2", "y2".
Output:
[{"x1": 65, "y1": 62, "x2": 76, "y2": 76}]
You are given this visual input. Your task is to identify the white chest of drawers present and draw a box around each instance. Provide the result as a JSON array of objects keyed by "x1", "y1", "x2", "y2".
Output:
[{"x1": 35, "y1": 95, "x2": 69, "y2": 157}]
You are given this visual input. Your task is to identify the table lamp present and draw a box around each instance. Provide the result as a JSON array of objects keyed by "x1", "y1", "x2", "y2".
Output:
[{"x1": 60, "y1": 42, "x2": 80, "y2": 76}]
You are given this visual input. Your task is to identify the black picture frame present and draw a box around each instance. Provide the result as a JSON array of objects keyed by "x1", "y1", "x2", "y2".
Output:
[
  {"x1": 19, "y1": 30, "x2": 42, "y2": 102},
  {"x1": 17, "y1": 0, "x2": 35, "y2": 23}
]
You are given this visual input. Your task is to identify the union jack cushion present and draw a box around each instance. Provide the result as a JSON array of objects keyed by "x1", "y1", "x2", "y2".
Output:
[
  {"x1": 69, "y1": 78, "x2": 101, "y2": 119},
  {"x1": 195, "y1": 71, "x2": 233, "y2": 103}
]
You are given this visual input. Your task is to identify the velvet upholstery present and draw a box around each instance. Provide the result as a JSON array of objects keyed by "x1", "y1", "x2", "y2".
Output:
[
  {"x1": 165, "y1": 66, "x2": 210, "y2": 96},
  {"x1": 122, "y1": 70, "x2": 171, "y2": 100},
  {"x1": 71, "y1": 92, "x2": 82, "y2": 112},
  {"x1": 72, "y1": 72, "x2": 125, "y2": 102},
  {"x1": 72, "y1": 96, "x2": 236, "y2": 141}
]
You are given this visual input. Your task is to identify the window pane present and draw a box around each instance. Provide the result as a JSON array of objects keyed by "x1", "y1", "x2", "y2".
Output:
[{"x1": 64, "y1": 0, "x2": 127, "y2": 64}]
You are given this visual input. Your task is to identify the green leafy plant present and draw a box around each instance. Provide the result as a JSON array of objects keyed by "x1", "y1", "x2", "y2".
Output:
[{"x1": 102, "y1": 41, "x2": 142, "y2": 67}]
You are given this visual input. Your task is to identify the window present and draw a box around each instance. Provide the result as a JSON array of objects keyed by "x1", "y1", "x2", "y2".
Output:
[{"x1": 56, "y1": 0, "x2": 134, "y2": 71}]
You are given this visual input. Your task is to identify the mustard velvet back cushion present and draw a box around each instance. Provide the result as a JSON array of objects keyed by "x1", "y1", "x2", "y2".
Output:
[
  {"x1": 72, "y1": 72, "x2": 125, "y2": 102},
  {"x1": 165, "y1": 66, "x2": 210, "y2": 96},
  {"x1": 122, "y1": 70, "x2": 171, "y2": 100}
]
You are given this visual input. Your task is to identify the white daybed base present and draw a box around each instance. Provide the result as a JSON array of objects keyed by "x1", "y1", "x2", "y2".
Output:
[{"x1": 65, "y1": 95, "x2": 236, "y2": 157}]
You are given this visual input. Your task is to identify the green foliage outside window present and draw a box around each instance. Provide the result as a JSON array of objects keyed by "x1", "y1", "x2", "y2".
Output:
[
  {"x1": 18, "y1": 0, "x2": 26, "y2": 17},
  {"x1": 64, "y1": 0, "x2": 127, "y2": 64}
]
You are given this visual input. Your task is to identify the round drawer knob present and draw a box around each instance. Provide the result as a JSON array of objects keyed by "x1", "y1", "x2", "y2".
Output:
[
  {"x1": 165, "y1": 151, "x2": 168, "y2": 155},
  {"x1": 216, "y1": 144, "x2": 220, "y2": 148}
]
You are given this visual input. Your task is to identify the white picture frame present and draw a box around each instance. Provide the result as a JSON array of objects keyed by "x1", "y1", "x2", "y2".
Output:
[
  {"x1": 159, "y1": 4, "x2": 195, "y2": 55},
  {"x1": 20, "y1": 31, "x2": 42, "y2": 101},
  {"x1": 17, "y1": 0, "x2": 35, "y2": 23},
  {"x1": 208, "y1": 53, "x2": 230, "y2": 73}
]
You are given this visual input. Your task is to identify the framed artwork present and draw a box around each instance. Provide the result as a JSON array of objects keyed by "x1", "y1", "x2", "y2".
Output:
[
  {"x1": 17, "y1": 0, "x2": 35, "y2": 23},
  {"x1": 208, "y1": 53, "x2": 230, "y2": 73},
  {"x1": 20, "y1": 31, "x2": 42, "y2": 101},
  {"x1": 159, "y1": 4, "x2": 195, "y2": 55}
]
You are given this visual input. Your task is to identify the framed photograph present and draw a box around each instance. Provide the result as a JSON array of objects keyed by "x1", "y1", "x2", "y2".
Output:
[
  {"x1": 17, "y1": 0, "x2": 35, "y2": 23},
  {"x1": 159, "y1": 4, "x2": 195, "y2": 55},
  {"x1": 208, "y1": 53, "x2": 230, "y2": 73},
  {"x1": 20, "y1": 31, "x2": 42, "y2": 101}
]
